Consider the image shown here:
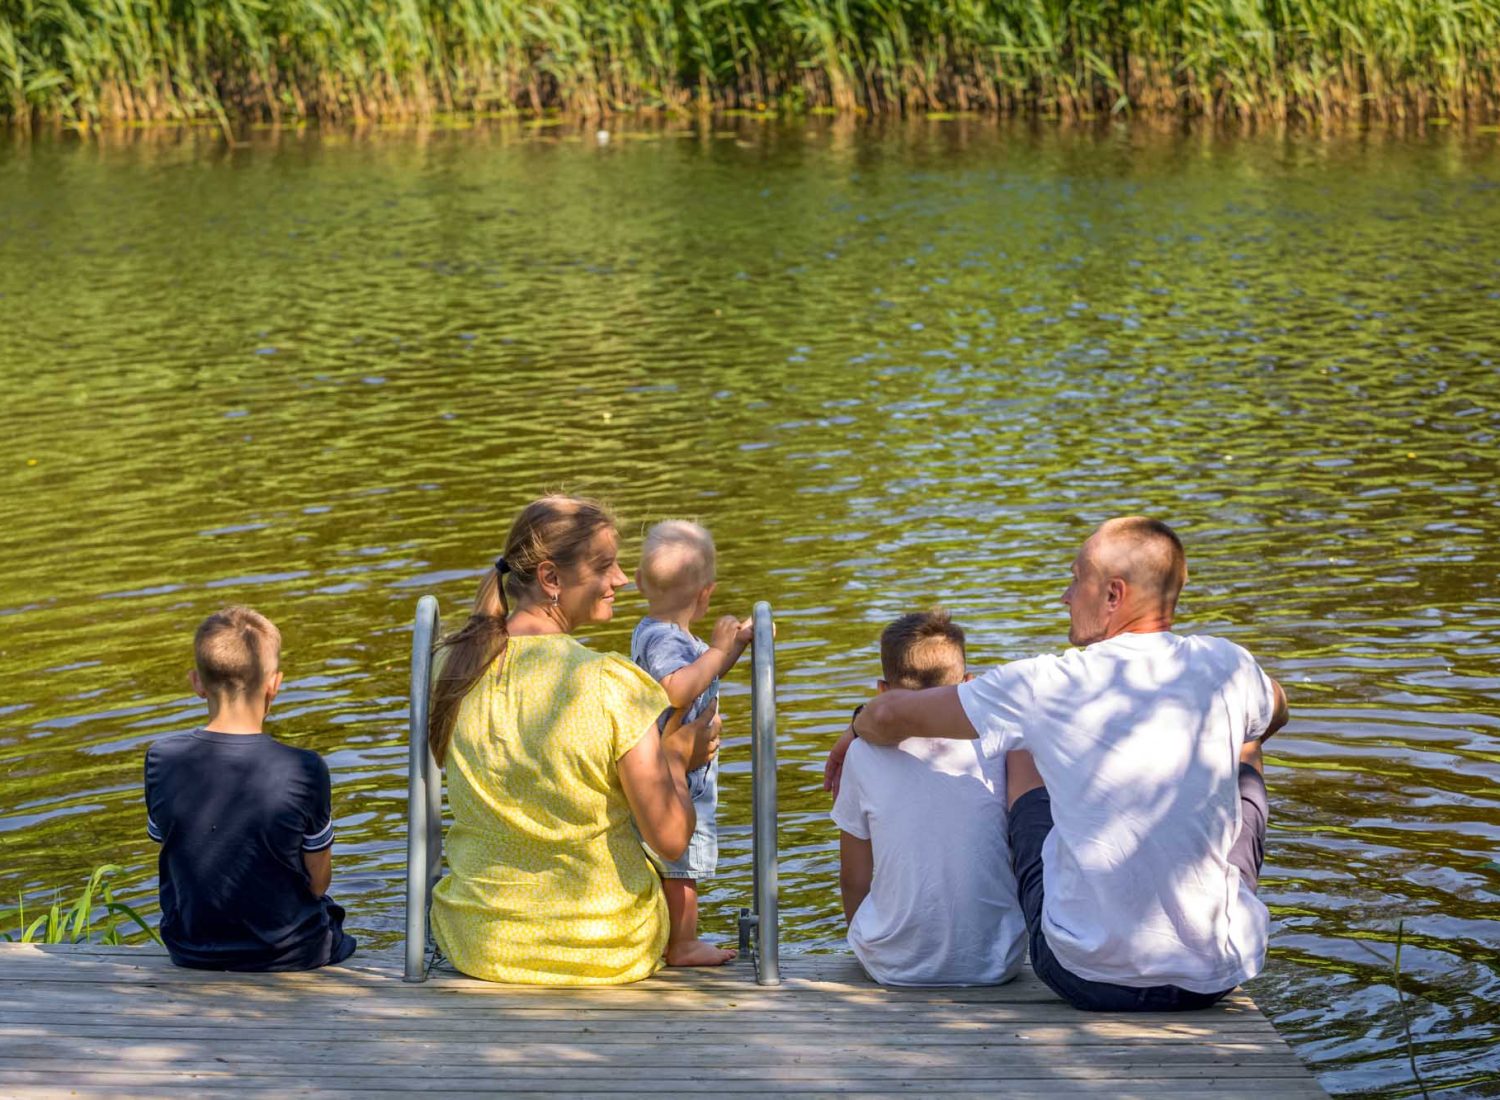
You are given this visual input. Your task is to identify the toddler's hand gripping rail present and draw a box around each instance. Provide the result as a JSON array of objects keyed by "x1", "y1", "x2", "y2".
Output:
[{"x1": 403, "y1": 597, "x2": 780, "y2": 985}]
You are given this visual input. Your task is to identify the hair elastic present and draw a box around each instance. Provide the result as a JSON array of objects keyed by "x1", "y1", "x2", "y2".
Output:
[{"x1": 495, "y1": 557, "x2": 511, "y2": 575}]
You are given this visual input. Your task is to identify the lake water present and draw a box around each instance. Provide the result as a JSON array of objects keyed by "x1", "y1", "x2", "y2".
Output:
[{"x1": 2, "y1": 119, "x2": 1497, "y2": 1097}]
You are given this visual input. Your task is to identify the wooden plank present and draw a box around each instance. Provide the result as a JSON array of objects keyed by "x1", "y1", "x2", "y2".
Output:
[
  {"x1": 0, "y1": 974, "x2": 1267, "y2": 1014},
  {"x1": 0, "y1": 1015, "x2": 1286, "y2": 1040},
  {"x1": 1, "y1": 985, "x2": 1270, "y2": 1019},
  {"x1": 0, "y1": 1051, "x2": 1318, "y2": 1073},
  {"x1": 0, "y1": 943, "x2": 1325, "y2": 1098},
  {"x1": 0, "y1": 946, "x2": 1260, "y2": 1004},
  {"x1": 0, "y1": 1077, "x2": 1333, "y2": 1099},
  {"x1": 3, "y1": 996, "x2": 1277, "y2": 1030},
  {"x1": 0, "y1": 1040, "x2": 1307, "y2": 1067}
]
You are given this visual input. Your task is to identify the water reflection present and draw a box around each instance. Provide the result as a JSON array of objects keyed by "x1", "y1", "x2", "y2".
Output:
[{"x1": 1, "y1": 119, "x2": 1497, "y2": 1097}]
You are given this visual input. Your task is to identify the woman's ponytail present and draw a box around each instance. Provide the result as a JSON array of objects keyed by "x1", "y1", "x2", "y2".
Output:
[{"x1": 428, "y1": 495, "x2": 615, "y2": 765}]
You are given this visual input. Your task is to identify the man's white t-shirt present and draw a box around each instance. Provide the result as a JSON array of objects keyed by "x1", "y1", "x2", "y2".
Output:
[
  {"x1": 831, "y1": 735, "x2": 1025, "y2": 987},
  {"x1": 956, "y1": 631, "x2": 1276, "y2": 994}
]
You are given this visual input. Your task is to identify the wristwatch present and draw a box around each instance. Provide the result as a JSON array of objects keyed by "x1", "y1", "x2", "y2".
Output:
[{"x1": 850, "y1": 704, "x2": 865, "y2": 738}]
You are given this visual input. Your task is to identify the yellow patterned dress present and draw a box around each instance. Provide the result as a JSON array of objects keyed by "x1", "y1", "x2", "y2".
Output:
[{"x1": 430, "y1": 634, "x2": 671, "y2": 984}]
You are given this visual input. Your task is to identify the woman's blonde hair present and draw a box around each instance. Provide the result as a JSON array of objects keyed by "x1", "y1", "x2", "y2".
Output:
[{"x1": 428, "y1": 495, "x2": 616, "y2": 765}]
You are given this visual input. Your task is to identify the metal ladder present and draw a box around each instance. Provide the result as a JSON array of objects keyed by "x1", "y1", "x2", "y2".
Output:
[{"x1": 403, "y1": 597, "x2": 780, "y2": 986}]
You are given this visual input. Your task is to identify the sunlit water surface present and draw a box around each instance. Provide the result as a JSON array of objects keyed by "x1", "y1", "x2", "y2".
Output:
[{"x1": 1, "y1": 120, "x2": 1497, "y2": 1097}]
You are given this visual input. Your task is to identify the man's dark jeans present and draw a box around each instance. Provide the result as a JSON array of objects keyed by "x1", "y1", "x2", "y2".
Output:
[{"x1": 1008, "y1": 765, "x2": 1268, "y2": 1012}]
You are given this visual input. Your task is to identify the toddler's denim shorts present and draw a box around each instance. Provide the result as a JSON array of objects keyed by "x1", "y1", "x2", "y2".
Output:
[{"x1": 656, "y1": 757, "x2": 718, "y2": 880}]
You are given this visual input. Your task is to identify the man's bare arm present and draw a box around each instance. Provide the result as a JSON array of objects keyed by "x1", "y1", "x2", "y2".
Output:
[
  {"x1": 858, "y1": 686, "x2": 977, "y2": 746},
  {"x1": 824, "y1": 685, "x2": 978, "y2": 796},
  {"x1": 839, "y1": 832, "x2": 874, "y2": 925},
  {"x1": 1264, "y1": 678, "x2": 1289, "y2": 741}
]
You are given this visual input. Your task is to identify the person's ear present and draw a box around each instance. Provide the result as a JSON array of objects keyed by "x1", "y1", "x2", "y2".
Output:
[
  {"x1": 1107, "y1": 578, "x2": 1126, "y2": 610},
  {"x1": 876, "y1": 679, "x2": 889, "y2": 694},
  {"x1": 188, "y1": 669, "x2": 208, "y2": 700},
  {"x1": 265, "y1": 669, "x2": 283, "y2": 705},
  {"x1": 536, "y1": 561, "x2": 561, "y2": 599},
  {"x1": 963, "y1": 672, "x2": 975, "y2": 683}
]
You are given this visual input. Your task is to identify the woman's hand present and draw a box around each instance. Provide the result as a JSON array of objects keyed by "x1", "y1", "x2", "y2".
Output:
[
  {"x1": 663, "y1": 700, "x2": 721, "y2": 773},
  {"x1": 687, "y1": 704, "x2": 722, "y2": 771}
]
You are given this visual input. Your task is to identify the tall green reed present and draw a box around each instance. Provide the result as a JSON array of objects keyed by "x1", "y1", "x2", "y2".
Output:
[
  {"x1": 2, "y1": 0, "x2": 1498, "y2": 126},
  {"x1": 1, "y1": 865, "x2": 161, "y2": 947}
]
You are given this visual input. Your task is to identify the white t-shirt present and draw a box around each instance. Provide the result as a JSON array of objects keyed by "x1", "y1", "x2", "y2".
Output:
[
  {"x1": 831, "y1": 735, "x2": 1025, "y2": 987},
  {"x1": 957, "y1": 630, "x2": 1276, "y2": 994}
]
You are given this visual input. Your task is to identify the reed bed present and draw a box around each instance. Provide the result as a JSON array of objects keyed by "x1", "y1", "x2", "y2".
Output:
[{"x1": 3, "y1": 0, "x2": 1499, "y2": 128}]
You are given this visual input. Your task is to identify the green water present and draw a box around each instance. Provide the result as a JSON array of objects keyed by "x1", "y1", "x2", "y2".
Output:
[{"x1": 2, "y1": 120, "x2": 1498, "y2": 1096}]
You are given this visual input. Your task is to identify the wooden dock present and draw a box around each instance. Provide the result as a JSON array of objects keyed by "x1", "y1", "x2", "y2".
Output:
[{"x1": 0, "y1": 942, "x2": 1326, "y2": 1098}]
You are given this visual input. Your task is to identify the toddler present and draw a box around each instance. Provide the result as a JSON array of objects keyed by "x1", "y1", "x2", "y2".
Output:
[{"x1": 632, "y1": 520, "x2": 750, "y2": 966}]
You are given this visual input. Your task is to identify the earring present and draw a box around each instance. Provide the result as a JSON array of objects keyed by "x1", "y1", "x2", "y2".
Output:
[{"x1": 550, "y1": 592, "x2": 559, "y2": 606}]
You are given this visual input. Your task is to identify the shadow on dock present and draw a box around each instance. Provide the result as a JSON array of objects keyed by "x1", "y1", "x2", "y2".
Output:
[{"x1": 0, "y1": 942, "x2": 1327, "y2": 1097}]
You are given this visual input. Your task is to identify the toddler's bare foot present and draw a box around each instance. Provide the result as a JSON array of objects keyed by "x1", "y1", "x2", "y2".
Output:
[{"x1": 665, "y1": 938, "x2": 738, "y2": 967}]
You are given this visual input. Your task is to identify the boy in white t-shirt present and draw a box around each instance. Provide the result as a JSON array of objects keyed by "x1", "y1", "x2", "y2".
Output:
[{"x1": 831, "y1": 610, "x2": 1025, "y2": 987}]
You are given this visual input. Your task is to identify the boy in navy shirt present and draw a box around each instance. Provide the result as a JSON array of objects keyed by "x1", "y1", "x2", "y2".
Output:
[{"x1": 145, "y1": 606, "x2": 355, "y2": 971}]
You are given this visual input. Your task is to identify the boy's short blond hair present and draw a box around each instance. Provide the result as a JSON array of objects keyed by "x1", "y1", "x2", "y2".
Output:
[
  {"x1": 880, "y1": 609, "x2": 966, "y2": 690},
  {"x1": 638, "y1": 520, "x2": 716, "y2": 602},
  {"x1": 194, "y1": 606, "x2": 281, "y2": 699}
]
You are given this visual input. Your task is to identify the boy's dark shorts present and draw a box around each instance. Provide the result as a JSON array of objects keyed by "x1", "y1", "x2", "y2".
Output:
[
  {"x1": 1008, "y1": 763, "x2": 1268, "y2": 1012},
  {"x1": 170, "y1": 898, "x2": 356, "y2": 973}
]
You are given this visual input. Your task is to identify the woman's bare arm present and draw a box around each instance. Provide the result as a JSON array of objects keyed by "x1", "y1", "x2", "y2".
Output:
[{"x1": 618, "y1": 721, "x2": 696, "y2": 861}]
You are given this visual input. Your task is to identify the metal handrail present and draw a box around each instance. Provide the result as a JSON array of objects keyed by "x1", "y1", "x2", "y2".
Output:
[
  {"x1": 749, "y1": 600, "x2": 780, "y2": 985},
  {"x1": 403, "y1": 595, "x2": 442, "y2": 982},
  {"x1": 403, "y1": 594, "x2": 779, "y2": 986}
]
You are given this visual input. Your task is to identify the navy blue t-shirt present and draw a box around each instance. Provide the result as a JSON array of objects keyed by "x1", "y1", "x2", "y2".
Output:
[{"x1": 144, "y1": 729, "x2": 355, "y2": 971}]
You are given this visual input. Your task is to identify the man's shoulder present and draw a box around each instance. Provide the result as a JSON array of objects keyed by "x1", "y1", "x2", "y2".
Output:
[
  {"x1": 1009, "y1": 650, "x2": 1067, "y2": 675},
  {"x1": 966, "y1": 651, "x2": 1065, "y2": 692},
  {"x1": 1178, "y1": 632, "x2": 1261, "y2": 670}
]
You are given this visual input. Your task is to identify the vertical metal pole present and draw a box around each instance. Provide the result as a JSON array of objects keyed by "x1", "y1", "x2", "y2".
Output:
[
  {"x1": 404, "y1": 595, "x2": 440, "y2": 982},
  {"x1": 750, "y1": 601, "x2": 780, "y2": 986},
  {"x1": 425, "y1": 705, "x2": 443, "y2": 908}
]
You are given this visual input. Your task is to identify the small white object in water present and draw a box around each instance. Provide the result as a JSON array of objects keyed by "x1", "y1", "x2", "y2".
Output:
[{"x1": 596, "y1": 130, "x2": 610, "y2": 145}]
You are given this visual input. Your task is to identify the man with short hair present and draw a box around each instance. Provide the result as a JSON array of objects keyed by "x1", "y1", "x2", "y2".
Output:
[
  {"x1": 832, "y1": 610, "x2": 1024, "y2": 987},
  {"x1": 826, "y1": 518, "x2": 1286, "y2": 1010}
]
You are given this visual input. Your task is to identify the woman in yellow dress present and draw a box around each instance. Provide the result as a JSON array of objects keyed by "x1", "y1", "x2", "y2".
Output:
[{"x1": 428, "y1": 495, "x2": 716, "y2": 984}]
